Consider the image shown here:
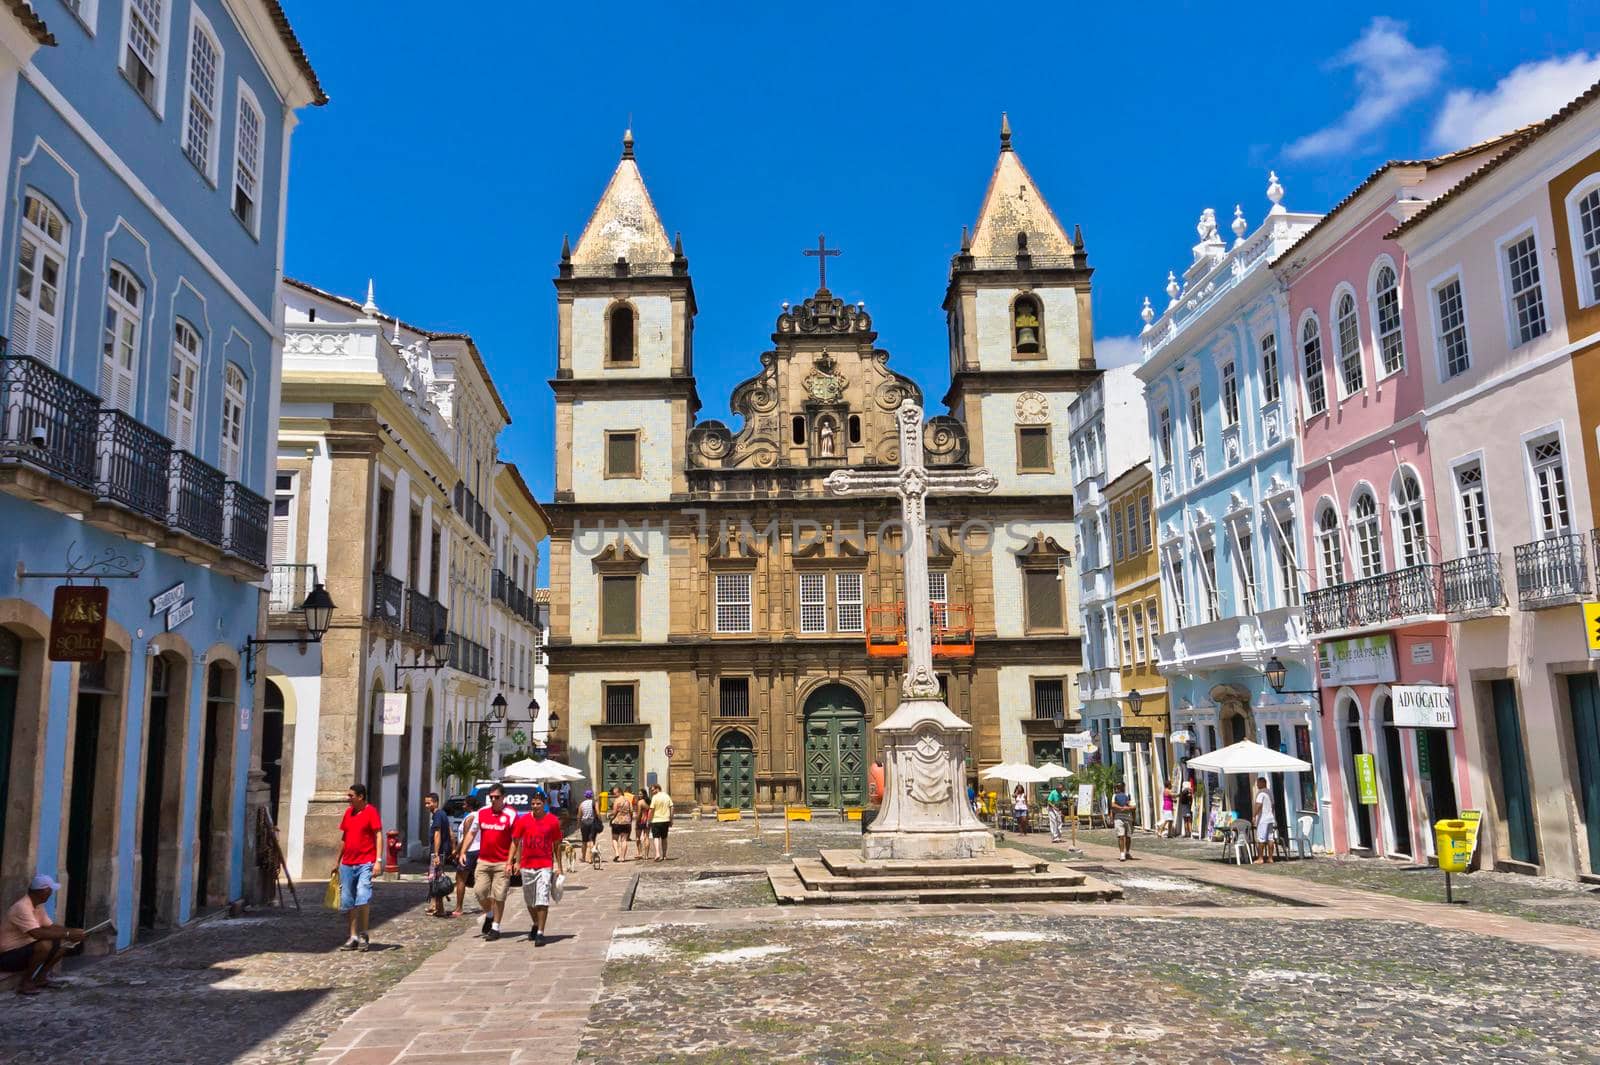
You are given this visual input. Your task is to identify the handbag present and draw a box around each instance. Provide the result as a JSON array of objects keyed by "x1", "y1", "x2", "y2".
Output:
[
  {"x1": 427, "y1": 872, "x2": 455, "y2": 899},
  {"x1": 324, "y1": 871, "x2": 341, "y2": 910}
]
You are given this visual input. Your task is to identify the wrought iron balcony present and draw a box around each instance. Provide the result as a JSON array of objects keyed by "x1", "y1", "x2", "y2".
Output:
[
  {"x1": 1441, "y1": 552, "x2": 1505, "y2": 616},
  {"x1": 491, "y1": 568, "x2": 507, "y2": 603},
  {"x1": 222, "y1": 481, "x2": 269, "y2": 567},
  {"x1": 0, "y1": 348, "x2": 98, "y2": 489},
  {"x1": 1514, "y1": 533, "x2": 1590, "y2": 609},
  {"x1": 449, "y1": 632, "x2": 490, "y2": 679},
  {"x1": 371, "y1": 571, "x2": 404, "y2": 625},
  {"x1": 405, "y1": 588, "x2": 447, "y2": 641},
  {"x1": 1304, "y1": 564, "x2": 1445, "y2": 635},
  {"x1": 269, "y1": 563, "x2": 318, "y2": 618},
  {"x1": 95, "y1": 408, "x2": 170, "y2": 521},
  {"x1": 167, "y1": 450, "x2": 226, "y2": 545}
]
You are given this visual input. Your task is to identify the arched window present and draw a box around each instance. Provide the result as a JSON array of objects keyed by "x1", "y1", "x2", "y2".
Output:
[
  {"x1": 1351, "y1": 489, "x2": 1382, "y2": 578},
  {"x1": 1012, "y1": 294, "x2": 1042, "y2": 356},
  {"x1": 168, "y1": 319, "x2": 201, "y2": 451},
  {"x1": 13, "y1": 192, "x2": 68, "y2": 365},
  {"x1": 1301, "y1": 316, "x2": 1326, "y2": 416},
  {"x1": 791, "y1": 415, "x2": 806, "y2": 446},
  {"x1": 101, "y1": 264, "x2": 143, "y2": 413},
  {"x1": 1373, "y1": 264, "x2": 1405, "y2": 375},
  {"x1": 1317, "y1": 503, "x2": 1343, "y2": 587},
  {"x1": 847, "y1": 414, "x2": 861, "y2": 445},
  {"x1": 607, "y1": 302, "x2": 635, "y2": 364},
  {"x1": 1335, "y1": 291, "x2": 1364, "y2": 395},
  {"x1": 1393, "y1": 470, "x2": 1428, "y2": 568},
  {"x1": 220, "y1": 364, "x2": 246, "y2": 479}
]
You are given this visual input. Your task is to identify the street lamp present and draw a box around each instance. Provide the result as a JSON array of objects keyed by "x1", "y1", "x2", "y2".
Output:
[
  {"x1": 1125, "y1": 688, "x2": 1144, "y2": 714},
  {"x1": 490, "y1": 692, "x2": 508, "y2": 722},
  {"x1": 241, "y1": 583, "x2": 337, "y2": 681},
  {"x1": 1264, "y1": 655, "x2": 1324, "y2": 714},
  {"x1": 395, "y1": 629, "x2": 452, "y2": 686}
]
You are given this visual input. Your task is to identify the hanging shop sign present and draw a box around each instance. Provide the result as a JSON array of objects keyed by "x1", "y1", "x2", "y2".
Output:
[
  {"x1": 150, "y1": 582, "x2": 185, "y2": 616},
  {"x1": 1318, "y1": 636, "x2": 1397, "y2": 686},
  {"x1": 48, "y1": 585, "x2": 108, "y2": 662},
  {"x1": 1119, "y1": 726, "x2": 1154, "y2": 745},
  {"x1": 1354, "y1": 753, "x2": 1379, "y2": 805},
  {"x1": 1060, "y1": 732, "x2": 1096, "y2": 750},
  {"x1": 1170, "y1": 729, "x2": 1193, "y2": 745},
  {"x1": 1584, "y1": 602, "x2": 1600, "y2": 658},
  {"x1": 376, "y1": 692, "x2": 408, "y2": 736},
  {"x1": 1392, "y1": 685, "x2": 1456, "y2": 728},
  {"x1": 164, "y1": 598, "x2": 195, "y2": 632}
]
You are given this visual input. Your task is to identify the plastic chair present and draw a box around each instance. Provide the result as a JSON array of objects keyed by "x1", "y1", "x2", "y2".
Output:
[{"x1": 1295, "y1": 813, "x2": 1316, "y2": 858}]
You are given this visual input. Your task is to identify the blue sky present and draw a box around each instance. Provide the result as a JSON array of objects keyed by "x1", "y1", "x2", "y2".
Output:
[{"x1": 281, "y1": 2, "x2": 1599, "y2": 514}]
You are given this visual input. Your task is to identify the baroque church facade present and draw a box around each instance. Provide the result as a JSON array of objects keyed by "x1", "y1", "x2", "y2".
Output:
[{"x1": 546, "y1": 121, "x2": 1101, "y2": 810}]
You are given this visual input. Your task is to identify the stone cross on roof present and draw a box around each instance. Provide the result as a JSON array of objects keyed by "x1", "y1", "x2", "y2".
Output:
[{"x1": 803, "y1": 233, "x2": 840, "y2": 292}]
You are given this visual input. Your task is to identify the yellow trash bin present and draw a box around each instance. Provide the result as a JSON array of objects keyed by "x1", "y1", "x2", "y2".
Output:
[
  {"x1": 1435, "y1": 819, "x2": 1472, "y2": 873},
  {"x1": 597, "y1": 790, "x2": 610, "y2": 816}
]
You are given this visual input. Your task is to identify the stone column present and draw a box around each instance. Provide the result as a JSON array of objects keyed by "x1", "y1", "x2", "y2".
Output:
[{"x1": 302, "y1": 429, "x2": 378, "y2": 876}]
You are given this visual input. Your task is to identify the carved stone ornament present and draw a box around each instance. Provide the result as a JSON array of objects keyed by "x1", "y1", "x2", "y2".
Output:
[
  {"x1": 907, "y1": 725, "x2": 953, "y2": 804},
  {"x1": 777, "y1": 292, "x2": 873, "y2": 334},
  {"x1": 1014, "y1": 391, "x2": 1050, "y2": 425},
  {"x1": 804, "y1": 349, "x2": 846, "y2": 402}
]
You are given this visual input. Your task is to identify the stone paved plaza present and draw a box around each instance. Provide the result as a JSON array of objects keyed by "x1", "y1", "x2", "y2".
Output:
[{"x1": 11, "y1": 821, "x2": 1600, "y2": 1064}]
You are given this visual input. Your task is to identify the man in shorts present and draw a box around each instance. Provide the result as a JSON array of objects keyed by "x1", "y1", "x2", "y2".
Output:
[
  {"x1": 0, "y1": 874, "x2": 85, "y2": 994},
  {"x1": 1110, "y1": 787, "x2": 1135, "y2": 862},
  {"x1": 460, "y1": 784, "x2": 516, "y2": 941},
  {"x1": 452, "y1": 794, "x2": 481, "y2": 917},
  {"x1": 648, "y1": 783, "x2": 674, "y2": 861},
  {"x1": 333, "y1": 784, "x2": 382, "y2": 950},
  {"x1": 510, "y1": 792, "x2": 565, "y2": 946}
]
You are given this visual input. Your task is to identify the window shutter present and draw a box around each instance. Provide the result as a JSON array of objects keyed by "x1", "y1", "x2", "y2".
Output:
[
  {"x1": 607, "y1": 432, "x2": 638, "y2": 477},
  {"x1": 1025, "y1": 569, "x2": 1062, "y2": 631},
  {"x1": 601, "y1": 575, "x2": 637, "y2": 636},
  {"x1": 1018, "y1": 427, "x2": 1051, "y2": 471}
]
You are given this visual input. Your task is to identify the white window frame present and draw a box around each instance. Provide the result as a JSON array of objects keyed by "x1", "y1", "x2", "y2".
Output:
[
  {"x1": 1349, "y1": 486, "x2": 1383, "y2": 579},
  {"x1": 1299, "y1": 311, "x2": 1327, "y2": 417},
  {"x1": 167, "y1": 317, "x2": 201, "y2": 451},
  {"x1": 1230, "y1": 518, "x2": 1257, "y2": 615},
  {"x1": 837, "y1": 571, "x2": 864, "y2": 634},
  {"x1": 101, "y1": 263, "x2": 143, "y2": 415},
  {"x1": 1187, "y1": 385, "x2": 1204, "y2": 446},
  {"x1": 1450, "y1": 453, "x2": 1493, "y2": 555},
  {"x1": 1140, "y1": 493, "x2": 1153, "y2": 552},
  {"x1": 799, "y1": 572, "x2": 827, "y2": 634},
  {"x1": 1144, "y1": 600, "x2": 1159, "y2": 662},
  {"x1": 1391, "y1": 467, "x2": 1429, "y2": 569},
  {"x1": 1258, "y1": 332, "x2": 1280, "y2": 406},
  {"x1": 1563, "y1": 175, "x2": 1600, "y2": 310},
  {"x1": 220, "y1": 362, "x2": 246, "y2": 479},
  {"x1": 1430, "y1": 269, "x2": 1472, "y2": 381},
  {"x1": 1268, "y1": 505, "x2": 1301, "y2": 608},
  {"x1": 181, "y1": 5, "x2": 222, "y2": 183},
  {"x1": 12, "y1": 191, "x2": 69, "y2": 367},
  {"x1": 1220, "y1": 361, "x2": 1239, "y2": 427},
  {"x1": 1316, "y1": 499, "x2": 1344, "y2": 589},
  {"x1": 1156, "y1": 406, "x2": 1172, "y2": 466},
  {"x1": 1522, "y1": 426, "x2": 1572, "y2": 539},
  {"x1": 1131, "y1": 606, "x2": 1145, "y2": 666},
  {"x1": 271, "y1": 469, "x2": 297, "y2": 569},
  {"x1": 1497, "y1": 223, "x2": 1549, "y2": 348},
  {"x1": 1198, "y1": 538, "x2": 1220, "y2": 623},
  {"x1": 1165, "y1": 548, "x2": 1188, "y2": 629},
  {"x1": 1331, "y1": 285, "x2": 1365, "y2": 398},
  {"x1": 1369, "y1": 256, "x2": 1405, "y2": 379},
  {"x1": 119, "y1": 0, "x2": 170, "y2": 114},
  {"x1": 231, "y1": 79, "x2": 265, "y2": 238},
  {"x1": 63, "y1": 0, "x2": 100, "y2": 33},
  {"x1": 713, "y1": 571, "x2": 752, "y2": 634}
]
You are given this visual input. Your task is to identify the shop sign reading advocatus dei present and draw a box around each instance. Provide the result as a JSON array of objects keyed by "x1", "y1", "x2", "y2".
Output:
[
  {"x1": 1392, "y1": 685, "x2": 1456, "y2": 728},
  {"x1": 1317, "y1": 635, "x2": 1397, "y2": 686},
  {"x1": 49, "y1": 585, "x2": 109, "y2": 662}
]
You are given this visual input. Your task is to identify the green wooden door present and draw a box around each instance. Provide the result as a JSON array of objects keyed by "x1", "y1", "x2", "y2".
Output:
[
  {"x1": 803, "y1": 685, "x2": 867, "y2": 809},
  {"x1": 1490, "y1": 679, "x2": 1538, "y2": 865},
  {"x1": 1032, "y1": 740, "x2": 1062, "y2": 804},
  {"x1": 716, "y1": 732, "x2": 754, "y2": 809},
  {"x1": 601, "y1": 746, "x2": 638, "y2": 795},
  {"x1": 1567, "y1": 674, "x2": 1600, "y2": 875}
]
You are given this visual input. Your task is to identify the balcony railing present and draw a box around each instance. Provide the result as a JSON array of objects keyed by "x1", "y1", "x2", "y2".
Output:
[
  {"x1": 95, "y1": 408, "x2": 170, "y2": 521},
  {"x1": 270, "y1": 563, "x2": 317, "y2": 617},
  {"x1": 450, "y1": 632, "x2": 490, "y2": 679},
  {"x1": 405, "y1": 588, "x2": 447, "y2": 641},
  {"x1": 0, "y1": 348, "x2": 98, "y2": 488},
  {"x1": 167, "y1": 450, "x2": 225, "y2": 545},
  {"x1": 371, "y1": 571, "x2": 404, "y2": 625},
  {"x1": 1441, "y1": 552, "x2": 1505, "y2": 615},
  {"x1": 222, "y1": 481, "x2": 269, "y2": 567},
  {"x1": 1514, "y1": 533, "x2": 1590, "y2": 609},
  {"x1": 1304, "y1": 564, "x2": 1444, "y2": 634}
]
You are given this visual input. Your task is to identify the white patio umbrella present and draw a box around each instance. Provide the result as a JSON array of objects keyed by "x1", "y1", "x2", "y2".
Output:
[
  {"x1": 1183, "y1": 740, "x2": 1311, "y2": 776},
  {"x1": 500, "y1": 757, "x2": 586, "y2": 784},
  {"x1": 980, "y1": 762, "x2": 1057, "y2": 784},
  {"x1": 1035, "y1": 762, "x2": 1072, "y2": 779}
]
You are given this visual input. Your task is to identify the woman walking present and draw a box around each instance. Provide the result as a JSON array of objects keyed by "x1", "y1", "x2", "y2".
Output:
[
  {"x1": 609, "y1": 788, "x2": 634, "y2": 863},
  {"x1": 1011, "y1": 784, "x2": 1030, "y2": 834},
  {"x1": 1158, "y1": 785, "x2": 1176, "y2": 838},
  {"x1": 577, "y1": 789, "x2": 601, "y2": 865},
  {"x1": 633, "y1": 788, "x2": 653, "y2": 858}
]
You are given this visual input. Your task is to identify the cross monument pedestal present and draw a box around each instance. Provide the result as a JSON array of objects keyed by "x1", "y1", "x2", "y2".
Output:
[{"x1": 824, "y1": 400, "x2": 998, "y2": 861}]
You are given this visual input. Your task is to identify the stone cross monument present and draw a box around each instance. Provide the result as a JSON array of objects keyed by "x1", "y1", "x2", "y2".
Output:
[{"x1": 824, "y1": 400, "x2": 999, "y2": 860}]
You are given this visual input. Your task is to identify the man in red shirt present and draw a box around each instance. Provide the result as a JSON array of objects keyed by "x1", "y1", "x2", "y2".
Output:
[
  {"x1": 458, "y1": 784, "x2": 516, "y2": 940},
  {"x1": 333, "y1": 783, "x2": 382, "y2": 951},
  {"x1": 510, "y1": 792, "x2": 566, "y2": 947}
]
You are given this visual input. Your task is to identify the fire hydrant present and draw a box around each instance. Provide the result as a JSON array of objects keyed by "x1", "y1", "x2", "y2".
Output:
[{"x1": 384, "y1": 830, "x2": 402, "y2": 877}]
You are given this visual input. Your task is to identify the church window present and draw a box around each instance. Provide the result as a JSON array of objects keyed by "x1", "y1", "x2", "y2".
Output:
[
  {"x1": 836, "y1": 572, "x2": 863, "y2": 633},
  {"x1": 848, "y1": 415, "x2": 861, "y2": 445},
  {"x1": 1031, "y1": 678, "x2": 1065, "y2": 722},
  {"x1": 604, "y1": 430, "x2": 640, "y2": 478},
  {"x1": 1023, "y1": 568, "x2": 1063, "y2": 632},
  {"x1": 1017, "y1": 426, "x2": 1052, "y2": 473},
  {"x1": 1012, "y1": 294, "x2": 1043, "y2": 357},
  {"x1": 600, "y1": 575, "x2": 638, "y2": 638},
  {"x1": 799, "y1": 573, "x2": 827, "y2": 633},
  {"x1": 791, "y1": 415, "x2": 806, "y2": 446},
  {"x1": 714, "y1": 572, "x2": 752, "y2": 634},
  {"x1": 607, "y1": 302, "x2": 636, "y2": 364},
  {"x1": 718, "y1": 677, "x2": 751, "y2": 718},
  {"x1": 603, "y1": 682, "x2": 636, "y2": 724}
]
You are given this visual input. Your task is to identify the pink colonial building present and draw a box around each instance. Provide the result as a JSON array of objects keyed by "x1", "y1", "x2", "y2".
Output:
[{"x1": 1277, "y1": 138, "x2": 1521, "y2": 858}]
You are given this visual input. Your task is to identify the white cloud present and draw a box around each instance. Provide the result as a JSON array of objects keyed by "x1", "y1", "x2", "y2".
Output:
[
  {"x1": 1285, "y1": 18, "x2": 1446, "y2": 161},
  {"x1": 1431, "y1": 52, "x2": 1600, "y2": 151},
  {"x1": 1095, "y1": 335, "x2": 1143, "y2": 368}
]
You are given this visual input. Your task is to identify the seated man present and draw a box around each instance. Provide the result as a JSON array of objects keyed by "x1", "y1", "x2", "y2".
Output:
[{"x1": 1, "y1": 874, "x2": 86, "y2": 995}]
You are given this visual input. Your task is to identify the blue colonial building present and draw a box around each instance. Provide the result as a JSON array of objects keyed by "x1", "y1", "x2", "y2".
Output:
[
  {"x1": 1134, "y1": 181, "x2": 1333, "y2": 846},
  {"x1": 0, "y1": 0, "x2": 322, "y2": 947}
]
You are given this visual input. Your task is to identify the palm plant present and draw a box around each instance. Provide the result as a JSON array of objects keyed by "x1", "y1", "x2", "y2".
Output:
[{"x1": 437, "y1": 743, "x2": 490, "y2": 795}]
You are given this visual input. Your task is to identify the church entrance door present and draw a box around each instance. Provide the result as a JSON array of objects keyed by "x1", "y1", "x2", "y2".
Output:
[
  {"x1": 803, "y1": 684, "x2": 867, "y2": 809},
  {"x1": 716, "y1": 731, "x2": 754, "y2": 809},
  {"x1": 601, "y1": 745, "x2": 638, "y2": 795}
]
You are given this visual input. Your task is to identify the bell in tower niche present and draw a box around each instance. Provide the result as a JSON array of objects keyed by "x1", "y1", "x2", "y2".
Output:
[{"x1": 1013, "y1": 293, "x2": 1042, "y2": 355}]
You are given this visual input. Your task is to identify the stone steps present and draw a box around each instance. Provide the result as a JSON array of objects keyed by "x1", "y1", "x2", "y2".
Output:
[
  {"x1": 769, "y1": 846, "x2": 1123, "y2": 905},
  {"x1": 817, "y1": 848, "x2": 1049, "y2": 879},
  {"x1": 794, "y1": 858, "x2": 1090, "y2": 892},
  {"x1": 768, "y1": 863, "x2": 1122, "y2": 904}
]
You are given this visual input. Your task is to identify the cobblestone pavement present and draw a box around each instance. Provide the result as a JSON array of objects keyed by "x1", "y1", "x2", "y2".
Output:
[
  {"x1": 0, "y1": 879, "x2": 461, "y2": 1065},
  {"x1": 581, "y1": 913, "x2": 1600, "y2": 1064},
  {"x1": 631, "y1": 817, "x2": 864, "y2": 867}
]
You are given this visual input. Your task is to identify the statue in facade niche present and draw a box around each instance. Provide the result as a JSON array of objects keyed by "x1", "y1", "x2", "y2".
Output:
[{"x1": 817, "y1": 418, "x2": 836, "y2": 458}]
